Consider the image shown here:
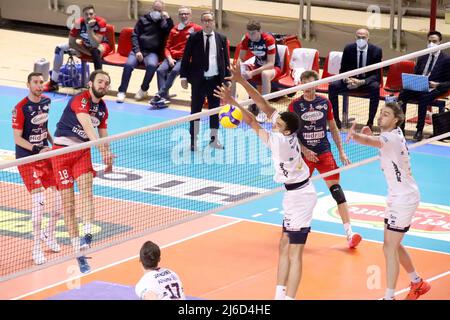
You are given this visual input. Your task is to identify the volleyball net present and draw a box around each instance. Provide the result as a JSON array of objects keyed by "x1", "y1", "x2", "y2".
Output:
[{"x1": 1, "y1": 42, "x2": 449, "y2": 281}]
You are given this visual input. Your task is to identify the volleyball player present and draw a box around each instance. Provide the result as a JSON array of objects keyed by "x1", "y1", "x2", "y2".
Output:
[
  {"x1": 135, "y1": 241, "x2": 185, "y2": 300},
  {"x1": 289, "y1": 70, "x2": 361, "y2": 248},
  {"x1": 51, "y1": 70, "x2": 114, "y2": 274},
  {"x1": 214, "y1": 60, "x2": 317, "y2": 300},
  {"x1": 347, "y1": 102, "x2": 431, "y2": 300},
  {"x1": 12, "y1": 72, "x2": 62, "y2": 265}
]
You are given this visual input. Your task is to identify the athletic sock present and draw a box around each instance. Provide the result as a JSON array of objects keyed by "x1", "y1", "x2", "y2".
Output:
[
  {"x1": 408, "y1": 271, "x2": 422, "y2": 284},
  {"x1": 344, "y1": 222, "x2": 352, "y2": 237},
  {"x1": 384, "y1": 288, "x2": 395, "y2": 300},
  {"x1": 285, "y1": 296, "x2": 295, "y2": 300},
  {"x1": 274, "y1": 285, "x2": 286, "y2": 300}
]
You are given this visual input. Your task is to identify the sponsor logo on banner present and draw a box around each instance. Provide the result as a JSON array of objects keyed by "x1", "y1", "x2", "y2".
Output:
[{"x1": 328, "y1": 203, "x2": 450, "y2": 233}]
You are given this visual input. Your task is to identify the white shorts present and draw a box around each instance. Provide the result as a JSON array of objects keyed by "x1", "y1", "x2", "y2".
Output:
[
  {"x1": 282, "y1": 182, "x2": 317, "y2": 231},
  {"x1": 385, "y1": 193, "x2": 420, "y2": 233}
]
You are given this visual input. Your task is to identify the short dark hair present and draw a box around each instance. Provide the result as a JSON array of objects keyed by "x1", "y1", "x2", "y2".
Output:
[
  {"x1": 427, "y1": 30, "x2": 442, "y2": 41},
  {"x1": 300, "y1": 70, "x2": 319, "y2": 82},
  {"x1": 89, "y1": 70, "x2": 110, "y2": 83},
  {"x1": 27, "y1": 72, "x2": 43, "y2": 83},
  {"x1": 246, "y1": 20, "x2": 261, "y2": 32},
  {"x1": 140, "y1": 241, "x2": 161, "y2": 270},
  {"x1": 82, "y1": 4, "x2": 95, "y2": 13},
  {"x1": 384, "y1": 102, "x2": 405, "y2": 127},
  {"x1": 279, "y1": 112, "x2": 300, "y2": 134}
]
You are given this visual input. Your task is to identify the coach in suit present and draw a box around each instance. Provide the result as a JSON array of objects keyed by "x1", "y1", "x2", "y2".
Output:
[
  {"x1": 180, "y1": 11, "x2": 230, "y2": 151},
  {"x1": 328, "y1": 28, "x2": 383, "y2": 129},
  {"x1": 398, "y1": 31, "x2": 450, "y2": 141}
]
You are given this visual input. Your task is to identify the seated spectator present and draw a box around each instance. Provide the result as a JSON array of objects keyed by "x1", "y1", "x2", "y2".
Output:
[
  {"x1": 238, "y1": 20, "x2": 281, "y2": 122},
  {"x1": 328, "y1": 28, "x2": 382, "y2": 129},
  {"x1": 44, "y1": 4, "x2": 111, "y2": 92},
  {"x1": 150, "y1": 6, "x2": 201, "y2": 107},
  {"x1": 398, "y1": 31, "x2": 450, "y2": 141},
  {"x1": 116, "y1": 1, "x2": 173, "y2": 103}
]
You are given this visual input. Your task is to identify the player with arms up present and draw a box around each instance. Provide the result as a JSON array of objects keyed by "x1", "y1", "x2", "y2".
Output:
[
  {"x1": 12, "y1": 72, "x2": 62, "y2": 265},
  {"x1": 51, "y1": 70, "x2": 114, "y2": 273},
  {"x1": 136, "y1": 241, "x2": 185, "y2": 300},
  {"x1": 215, "y1": 60, "x2": 317, "y2": 300},
  {"x1": 347, "y1": 102, "x2": 430, "y2": 300}
]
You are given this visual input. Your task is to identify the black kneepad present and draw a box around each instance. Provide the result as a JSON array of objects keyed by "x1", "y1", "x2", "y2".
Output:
[{"x1": 330, "y1": 184, "x2": 346, "y2": 204}]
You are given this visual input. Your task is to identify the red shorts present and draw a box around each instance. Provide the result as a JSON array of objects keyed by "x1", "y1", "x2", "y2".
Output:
[
  {"x1": 18, "y1": 159, "x2": 56, "y2": 192},
  {"x1": 303, "y1": 151, "x2": 340, "y2": 181},
  {"x1": 51, "y1": 145, "x2": 96, "y2": 190},
  {"x1": 247, "y1": 65, "x2": 282, "y2": 83}
]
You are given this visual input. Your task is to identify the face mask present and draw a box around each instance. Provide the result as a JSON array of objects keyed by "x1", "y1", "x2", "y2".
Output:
[
  {"x1": 427, "y1": 42, "x2": 438, "y2": 49},
  {"x1": 150, "y1": 11, "x2": 162, "y2": 21},
  {"x1": 356, "y1": 38, "x2": 367, "y2": 49},
  {"x1": 177, "y1": 23, "x2": 185, "y2": 30}
]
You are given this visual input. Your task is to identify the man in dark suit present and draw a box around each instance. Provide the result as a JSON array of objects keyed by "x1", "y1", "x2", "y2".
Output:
[
  {"x1": 328, "y1": 28, "x2": 383, "y2": 129},
  {"x1": 180, "y1": 11, "x2": 230, "y2": 151},
  {"x1": 398, "y1": 31, "x2": 450, "y2": 141}
]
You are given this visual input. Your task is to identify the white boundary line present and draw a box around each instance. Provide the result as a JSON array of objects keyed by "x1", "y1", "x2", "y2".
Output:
[{"x1": 10, "y1": 218, "x2": 242, "y2": 300}]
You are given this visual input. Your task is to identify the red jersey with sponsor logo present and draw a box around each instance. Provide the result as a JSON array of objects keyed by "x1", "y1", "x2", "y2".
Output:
[
  {"x1": 289, "y1": 94, "x2": 334, "y2": 154},
  {"x1": 12, "y1": 96, "x2": 51, "y2": 159},
  {"x1": 165, "y1": 22, "x2": 202, "y2": 60},
  {"x1": 69, "y1": 16, "x2": 108, "y2": 48},
  {"x1": 54, "y1": 90, "x2": 108, "y2": 143},
  {"x1": 241, "y1": 32, "x2": 280, "y2": 68}
]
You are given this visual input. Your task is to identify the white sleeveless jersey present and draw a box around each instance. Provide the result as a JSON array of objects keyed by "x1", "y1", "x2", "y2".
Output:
[
  {"x1": 267, "y1": 112, "x2": 310, "y2": 184},
  {"x1": 379, "y1": 128, "x2": 419, "y2": 201},
  {"x1": 135, "y1": 267, "x2": 185, "y2": 300}
]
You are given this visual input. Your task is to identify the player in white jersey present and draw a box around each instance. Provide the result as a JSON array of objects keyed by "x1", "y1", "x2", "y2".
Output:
[
  {"x1": 214, "y1": 60, "x2": 317, "y2": 300},
  {"x1": 347, "y1": 102, "x2": 430, "y2": 300},
  {"x1": 135, "y1": 241, "x2": 185, "y2": 300}
]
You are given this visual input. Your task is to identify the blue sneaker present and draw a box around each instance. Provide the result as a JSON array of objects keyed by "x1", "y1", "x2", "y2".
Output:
[
  {"x1": 80, "y1": 233, "x2": 93, "y2": 250},
  {"x1": 76, "y1": 256, "x2": 91, "y2": 274}
]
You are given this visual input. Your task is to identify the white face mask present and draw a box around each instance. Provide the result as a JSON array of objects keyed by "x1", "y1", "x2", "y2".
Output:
[
  {"x1": 427, "y1": 42, "x2": 438, "y2": 49},
  {"x1": 150, "y1": 11, "x2": 162, "y2": 21},
  {"x1": 356, "y1": 38, "x2": 367, "y2": 49},
  {"x1": 177, "y1": 23, "x2": 185, "y2": 30}
]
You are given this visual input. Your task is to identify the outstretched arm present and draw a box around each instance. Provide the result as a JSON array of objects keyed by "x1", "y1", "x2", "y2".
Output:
[
  {"x1": 346, "y1": 122, "x2": 382, "y2": 148},
  {"x1": 213, "y1": 84, "x2": 269, "y2": 143},
  {"x1": 227, "y1": 60, "x2": 277, "y2": 119}
]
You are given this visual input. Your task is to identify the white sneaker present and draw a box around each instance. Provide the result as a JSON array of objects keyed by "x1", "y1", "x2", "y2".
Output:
[
  {"x1": 135, "y1": 89, "x2": 147, "y2": 101},
  {"x1": 117, "y1": 92, "x2": 126, "y2": 103},
  {"x1": 32, "y1": 244, "x2": 46, "y2": 265},
  {"x1": 41, "y1": 231, "x2": 61, "y2": 253},
  {"x1": 256, "y1": 112, "x2": 268, "y2": 123}
]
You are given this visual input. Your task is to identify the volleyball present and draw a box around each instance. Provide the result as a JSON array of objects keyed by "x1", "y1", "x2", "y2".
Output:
[{"x1": 219, "y1": 104, "x2": 243, "y2": 129}]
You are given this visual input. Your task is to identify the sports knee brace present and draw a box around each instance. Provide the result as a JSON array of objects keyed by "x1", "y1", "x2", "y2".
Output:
[{"x1": 330, "y1": 184, "x2": 346, "y2": 205}]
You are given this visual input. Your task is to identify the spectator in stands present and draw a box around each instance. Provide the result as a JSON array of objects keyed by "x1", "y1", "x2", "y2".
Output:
[
  {"x1": 328, "y1": 28, "x2": 382, "y2": 129},
  {"x1": 398, "y1": 31, "x2": 450, "y2": 141},
  {"x1": 180, "y1": 11, "x2": 230, "y2": 152},
  {"x1": 238, "y1": 20, "x2": 281, "y2": 123},
  {"x1": 116, "y1": 1, "x2": 173, "y2": 103},
  {"x1": 44, "y1": 4, "x2": 111, "y2": 92},
  {"x1": 149, "y1": 6, "x2": 202, "y2": 107}
]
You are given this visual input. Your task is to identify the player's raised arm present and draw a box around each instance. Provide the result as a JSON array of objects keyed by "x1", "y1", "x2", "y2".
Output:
[
  {"x1": 214, "y1": 84, "x2": 269, "y2": 143},
  {"x1": 346, "y1": 122, "x2": 382, "y2": 148},
  {"x1": 226, "y1": 60, "x2": 276, "y2": 119}
]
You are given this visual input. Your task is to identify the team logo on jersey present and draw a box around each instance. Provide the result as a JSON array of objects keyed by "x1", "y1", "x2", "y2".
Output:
[
  {"x1": 30, "y1": 113, "x2": 49, "y2": 125},
  {"x1": 301, "y1": 110, "x2": 323, "y2": 122},
  {"x1": 328, "y1": 203, "x2": 450, "y2": 233},
  {"x1": 42, "y1": 104, "x2": 49, "y2": 111},
  {"x1": 81, "y1": 98, "x2": 88, "y2": 109},
  {"x1": 91, "y1": 116, "x2": 101, "y2": 127}
]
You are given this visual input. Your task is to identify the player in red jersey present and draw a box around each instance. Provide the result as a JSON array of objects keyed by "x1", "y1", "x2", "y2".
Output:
[
  {"x1": 51, "y1": 70, "x2": 114, "y2": 273},
  {"x1": 289, "y1": 70, "x2": 362, "y2": 249},
  {"x1": 12, "y1": 72, "x2": 62, "y2": 265}
]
